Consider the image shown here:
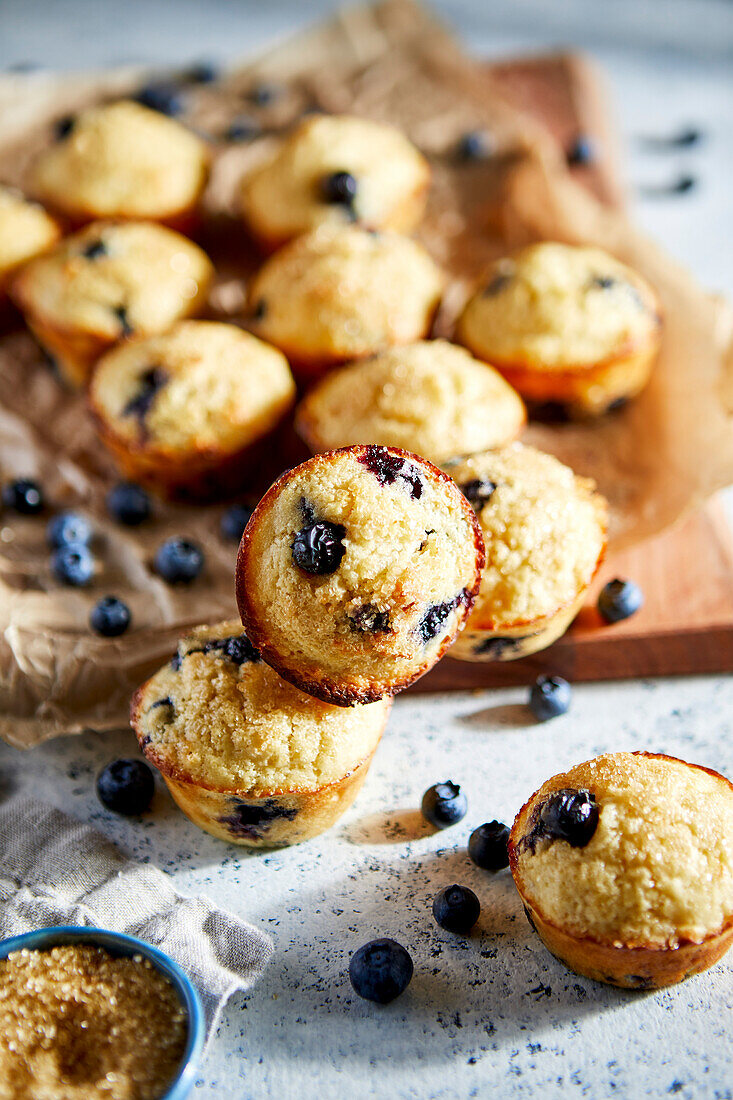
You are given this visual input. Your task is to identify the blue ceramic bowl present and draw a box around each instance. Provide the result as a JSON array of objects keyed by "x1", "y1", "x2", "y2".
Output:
[{"x1": 0, "y1": 925, "x2": 204, "y2": 1099}]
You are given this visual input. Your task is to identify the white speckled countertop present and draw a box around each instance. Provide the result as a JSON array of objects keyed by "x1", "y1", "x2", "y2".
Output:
[{"x1": 0, "y1": 3, "x2": 732, "y2": 1098}]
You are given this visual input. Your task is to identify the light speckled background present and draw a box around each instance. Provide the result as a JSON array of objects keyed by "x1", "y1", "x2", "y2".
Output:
[{"x1": 1, "y1": 2, "x2": 732, "y2": 1098}]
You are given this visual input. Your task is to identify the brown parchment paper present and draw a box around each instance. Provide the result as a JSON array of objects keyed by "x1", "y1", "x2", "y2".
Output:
[{"x1": 0, "y1": 0, "x2": 731, "y2": 747}]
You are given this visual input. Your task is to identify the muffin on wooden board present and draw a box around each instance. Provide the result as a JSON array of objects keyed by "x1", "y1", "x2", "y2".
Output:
[
  {"x1": 132, "y1": 620, "x2": 391, "y2": 847},
  {"x1": 241, "y1": 113, "x2": 430, "y2": 250},
  {"x1": 27, "y1": 100, "x2": 208, "y2": 228},
  {"x1": 13, "y1": 220, "x2": 213, "y2": 387},
  {"x1": 445, "y1": 443, "x2": 607, "y2": 661},
  {"x1": 295, "y1": 339, "x2": 525, "y2": 464},
  {"x1": 89, "y1": 321, "x2": 295, "y2": 501},
  {"x1": 456, "y1": 242, "x2": 662, "y2": 417},
  {"x1": 509, "y1": 752, "x2": 733, "y2": 989},
  {"x1": 237, "y1": 445, "x2": 485, "y2": 706},
  {"x1": 248, "y1": 226, "x2": 444, "y2": 383}
]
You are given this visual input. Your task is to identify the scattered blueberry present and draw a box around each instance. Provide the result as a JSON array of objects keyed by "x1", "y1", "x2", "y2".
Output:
[
  {"x1": 252, "y1": 298, "x2": 268, "y2": 321},
  {"x1": 432, "y1": 884, "x2": 480, "y2": 934},
  {"x1": 81, "y1": 238, "x2": 107, "y2": 260},
  {"x1": 96, "y1": 758, "x2": 155, "y2": 815},
  {"x1": 460, "y1": 479, "x2": 496, "y2": 510},
  {"x1": 529, "y1": 675, "x2": 572, "y2": 721},
  {"x1": 122, "y1": 367, "x2": 168, "y2": 422},
  {"x1": 220, "y1": 503, "x2": 253, "y2": 542},
  {"x1": 468, "y1": 821, "x2": 510, "y2": 871},
  {"x1": 114, "y1": 304, "x2": 134, "y2": 338},
  {"x1": 154, "y1": 537, "x2": 204, "y2": 584},
  {"x1": 421, "y1": 781, "x2": 467, "y2": 829},
  {"x1": 567, "y1": 134, "x2": 595, "y2": 166},
  {"x1": 51, "y1": 543, "x2": 95, "y2": 586},
  {"x1": 537, "y1": 788, "x2": 599, "y2": 848},
  {"x1": 292, "y1": 521, "x2": 346, "y2": 575},
  {"x1": 106, "y1": 482, "x2": 151, "y2": 526},
  {"x1": 590, "y1": 275, "x2": 616, "y2": 290},
  {"x1": 225, "y1": 116, "x2": 259, "y2": 142},
  {"x1": 321, "y1": 170, "x2": 358, "y2": 206},
  {"x1": 249, "y1": 81, "x2": 279, "y2": 107},
  {"x1": 47, "y1": 511, "x2": 92, "y2": 549},
  {"x1": 184, "y1": 61, "x2": 218, "y2": 84},
  {"x1": 457, "y1": 130, "x2": 492, "y2": 161},
  {"x1": 348, "y1": 938, "x2": 413, "y2": 1004},
  {"x1": 90, "y1": 596, "x2": 131, "y2": 637},
  {"x1": 2, "y1": 478, "x2": 44, "y2": 515},
  {"x1": 136, "y1": 82, "x2": 185, "y2": 116},
  {"x1": 418, "y1": 592, "x2": 466, "y2": 645},
  {"x1": 54, "y1": 114, "x2": 75, "y2": 140},
  {"x1": 597, "y1": 578, "x2": 644, "y2": 623},
  {"x1": 359, "y1": 446, "x2": 422, "y2": 499}
]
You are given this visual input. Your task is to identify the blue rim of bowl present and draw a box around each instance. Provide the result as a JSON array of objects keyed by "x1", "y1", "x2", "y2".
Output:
[{"x1": 0, "y1": 925, "x2": 204, "y2": 1100}]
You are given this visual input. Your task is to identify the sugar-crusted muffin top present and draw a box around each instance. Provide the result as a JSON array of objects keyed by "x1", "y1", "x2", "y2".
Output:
[
  {"x1": 238, "y1": 445, "x2": 484, "y2": 704},
  {"x1": 241, "y1": 113, "x2": 430, "y2": 245},
  {"x1": 295, "y1": 340, "x2": 525, "y2": 463},
  {"x1": 457, "y1": 242, "x2": 660, "y2": 370},
  {"x1": 90, "y1": 321, "x2": 295, "y2": 453},
  {"x1": 512, "y1": 752, "x2": 733, "y2": 947},
  {"x1": 249, "y1": 226, "x2": 444, "y2": 366},
  {"x1": 0, "y1": 186, "x2": 59, "y2": 282},
  {"x1": 28, "y1": 100, "x2": 208, "y2": 221},
  {"x1": 13, "y1": 221, "x2": 213, "y2": 339},
  {"x1": 445, "y1": 444, "x2": 606, "y2": 628},
  {"x1": 134, "y1": 620, "x2": 390, "y2": 793}
]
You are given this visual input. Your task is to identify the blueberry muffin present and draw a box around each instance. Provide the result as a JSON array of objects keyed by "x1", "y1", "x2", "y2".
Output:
[
  {"x1": 456, "y1": 243, "x2": 662, "y2": 416},
  {"x1": 445, "y1": 444, "x2": 607, "y2": 661},
  {"x1": 0, "y1": 186, "x2": 59, "y2": 299},
  {"x1": 89, "y1": 321, "x2": 295, "y2": 500},
  {"x1": 248, "y1": 226, "x2": 444, "y2": 383},
  {"x1": 509, "y1": 752, "x2": 733, "y2": 989},
  {"x1": 27, "y1": 100, "x2": 208, "y2": 228},
  {"x1": 241, "y1": 113, "x2": 430, "y2": 250},
  {"x1": 295, "y1": 340, "x2": 525, "y2": 463},
  {"x1": 12, "y1": 220, "x2": 214, "y2": 387},
  {"x1": 132, "y1": 620, "x2": 391, "y2": 847},
  {"x1": 237, "y1": 445, "x2": 484, "y2": 705}
]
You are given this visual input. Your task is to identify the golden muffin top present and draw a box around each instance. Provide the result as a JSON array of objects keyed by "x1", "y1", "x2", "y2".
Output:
[{"x1": 0, "y1": 186, "x2": 59, "y2": 282}]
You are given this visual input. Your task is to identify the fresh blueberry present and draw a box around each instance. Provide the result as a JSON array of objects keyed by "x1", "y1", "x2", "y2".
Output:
[
  {"x1": 537, "y1": 788, "x2": 599, "y2": 848},
  {"x1": 597, "y1": 578, "x2": 644, "y2": 623},
  {"x1": 249, "y1": 81, "x2": 279, "y2": 107},
  {"x1": 2, "y1": 478, "x2": 44, "y2": 515},
  {"x1": 136, "y1": 82, "x2": 185, "y2": 116},
  {"x1": 154, "y1": 537, "x2": 204, "y2": 584},
  {"x1": 348, "y1": 938, "x2": 413, "y2": 1004},
  {"x1": 90, "y1": 596, "x2": 131, "y2": 637},
  {"x1": 292, "y1": 521, "x2": 346, "y2": 575},
  {"x1": 51, "y1": 543, "x2": 94, "y2": 587},
  {"x1": 106, "y1": 482, "x2": 151, "y2": 526},
  {"x1": 321, "y1": 170, "x2": 358, "y2": 206},
  {"x1": 54, "y1": 114, "x2": 75, "y2": 140},
  {"x1": 96, "y1": 758, "x2": 155, "y2": 815},
  {"x1": 225, "y1": 117, "x2": 259, "y2": 142},
  {"x1": 457, "y1": 130, "x2": 492, "y2": 161},
  {"x1": 185, "y1": 61, "x2": 218, "y2": 84},
  {"x1": 421, "y1": 781, "x2": 467, "y2": 829},
  {"x1": 47, "y1": 511, "x2": 92, "y2": 549},
  {"x1": 432, "y1": 884, "x2": 480, "y2": 934},
  {"x1": 567, "y1": 134, "x2": 595, "y2": 165},
  {"x1": 220, "y1": 503, "x2": 253, "y2": 542},
  {"x1": 468, "y1": 821, "x2": 510, "y2": 871},
  {"x1": 529, "y1": 675, "x2": 571, "y2": 721}
]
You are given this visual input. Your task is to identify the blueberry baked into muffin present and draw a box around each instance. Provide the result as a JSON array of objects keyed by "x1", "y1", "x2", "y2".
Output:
[
  {"x1": 456, "y1": 242, "x2": 662, "y2": 416},
  {"x1": 27, "y1": 100, "x2": 209, "y2": 228},
  {"x1": 13, "y1": 220, "x2": 214, "y2": 387},
  {"x1": 237, "y1": 444, "x2": 485, "y2": 705},
  {"x1": 132, "y1": 620, "x2": 391, "y2": 847},
  {"x1": 241, "y1": 113, "x2": 430, "y2": 250},
  {"x1": 248, "y1": 226, "x2": 444, "y2": 382},
  {"x1": 445, "y1": 443, "x2": 607, "y2": 661},
  {"x1": 89, "y1": 321, "x2": 295, "y2": 500},
  {"x1": 509, "y1": 752, "x2": 733, "y2": 988},
  {"x1": 0, "y1": 185, "x2": 59, "y2": 301},
  {"x1": 295, "y1": 339, "x2": 525, "y2": 464}
]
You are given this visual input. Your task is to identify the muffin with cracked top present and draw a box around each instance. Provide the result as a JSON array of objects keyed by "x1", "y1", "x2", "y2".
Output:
[
  {"x1": 27, "y1": 100, "x2": 208, "y2": 228},
  {"x1": 236, "y1": 444, "x2": 485, "y2": 705},
  {"x1": 295, "y1": 339, "x2": 525, "y2": 463},
  {"x1": 445, "y1": 443, "x2": 607, "y2": 661},
  {"x1": 241, "y1": 113, "x2": 430, "y2": 250},
  {"x1": 13, "y1": 220, "x2": 213, "y2": 387},
  {"x1": 248, "y1": 226, "x2": 444, "y2": 383},
  {"x1": 132, "y1": 620, "x2": 391, "y2": 847},
  {"x1": 0, "y1": 186, "x2": 59, "y2": 302},
  {"x1": 456, "y1": 242, "x2": 662, "y2": 416},
  {"x1": 89, "y1": 321, "x2": 295, "y2": 500},
  {"x1": 509, "y1": 751, "x2": 733, "y2": 988}
]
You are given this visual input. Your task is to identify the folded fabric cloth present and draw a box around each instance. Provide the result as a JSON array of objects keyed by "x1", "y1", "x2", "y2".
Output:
[{"x1": 0, "y1": 797, "x2": 273, "y2": 1044}]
